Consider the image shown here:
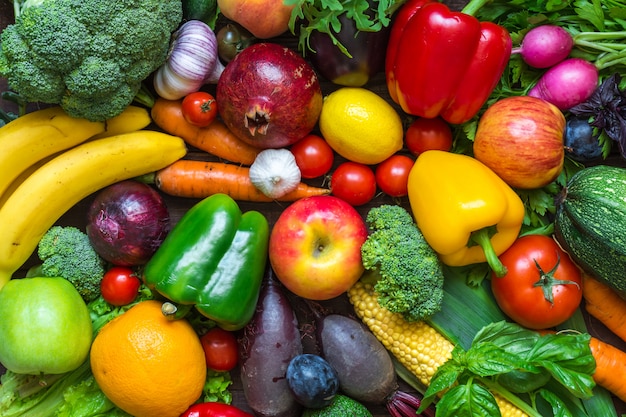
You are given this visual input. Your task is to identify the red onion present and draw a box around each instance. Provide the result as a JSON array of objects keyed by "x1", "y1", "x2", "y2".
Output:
[{"x1": 86, "y1": 180, "x2": 170, "y2": 266}]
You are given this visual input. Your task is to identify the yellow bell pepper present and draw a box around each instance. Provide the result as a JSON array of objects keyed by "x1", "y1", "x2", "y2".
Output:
[{"x1": 407, "y1": 150, "x2": 525, "y2": 276}]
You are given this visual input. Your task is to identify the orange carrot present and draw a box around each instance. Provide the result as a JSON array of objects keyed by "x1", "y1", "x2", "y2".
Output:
[
  {"x1": 582, "y1": 273, "x2": 626, "y2": 343},
  {"x1": 589, "y1": 336, "x2": 626, "y2": 402},
  {"x1": 151, "y1": 98, "x2": 261, "y2": 165},
  {"x1": 155, "y1": 159, "x2": 329, "y2": 202}
]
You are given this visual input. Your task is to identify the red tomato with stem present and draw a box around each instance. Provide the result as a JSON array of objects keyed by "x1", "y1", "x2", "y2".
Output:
[
  {"x1": 491, "y1": 234, "x2": 582, "y2": 329},
  {"x1": 181, "y1": 91, "x2": 218, "y2": 127},
  {"x1": 290, "y1": 134, "x2": 335, "y2": 178},
  {"x1": 405, "y1": 117, "x2": 453, "y2": 156},
  {"x1": 375, "y1": 154, "x2": 414, "y2": 197},
  {"x1": 200, "y1": 327, "x2": 239, "y2": 372},
  {"x1": 330, "y1": 161, "x2": 377, "y2": 206},
  {"x1": 100, "y1": 266, "x2": 141, "y2": 306}
]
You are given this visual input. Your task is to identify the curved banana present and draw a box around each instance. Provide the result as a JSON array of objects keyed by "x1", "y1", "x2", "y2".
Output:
[
  {"x1": 0, "y1": 130, "x2": 187, "y2": 289},
  {"x1": 90, "y1": 105, "x2": 152, "y2": 140},
  {"x1": 0, "y1": 106, "x2": 105, "y2": 197}
]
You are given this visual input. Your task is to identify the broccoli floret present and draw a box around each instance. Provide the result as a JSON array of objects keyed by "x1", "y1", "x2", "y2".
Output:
[
  {"x1": 35, "y1": 226, "x2": 106, "y2": 302},
  {"x1": 360, "y1": 205, "x2": 445, "y2": 322},
  {"x1": 0, "y1": 0, "x2": 182, "y2": 121}
]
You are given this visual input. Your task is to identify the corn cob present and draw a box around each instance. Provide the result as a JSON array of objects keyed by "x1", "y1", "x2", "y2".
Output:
[{"x1": 347, "y1": 281, "x2": 528, "y2": 417}]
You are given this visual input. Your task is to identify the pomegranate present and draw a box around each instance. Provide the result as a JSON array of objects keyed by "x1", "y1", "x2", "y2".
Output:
[{"x1": 216, "y1": 43, "x2": 323, "y2": 149}]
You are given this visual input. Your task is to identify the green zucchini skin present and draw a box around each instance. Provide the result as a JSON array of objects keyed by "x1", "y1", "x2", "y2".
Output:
[{"x1": 555, "y1": 165, "x2": 626, "y2": 298}]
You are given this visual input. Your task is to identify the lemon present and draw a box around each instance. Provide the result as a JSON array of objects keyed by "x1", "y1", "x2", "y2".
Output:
[{"x1": 319, "y1": 87, "x2": 404, "y2": 165}]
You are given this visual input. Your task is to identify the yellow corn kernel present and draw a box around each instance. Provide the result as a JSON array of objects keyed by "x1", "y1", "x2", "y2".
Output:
[{"x1": 347, "y1": 281, "x2": 528, "y2": 417}]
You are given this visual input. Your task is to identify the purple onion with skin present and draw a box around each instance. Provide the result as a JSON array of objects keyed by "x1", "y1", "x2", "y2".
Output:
[{"x1": 86, "y1": 180, "x2": 170, "y2": 266}]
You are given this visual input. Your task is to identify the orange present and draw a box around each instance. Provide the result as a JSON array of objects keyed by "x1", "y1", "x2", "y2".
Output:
[{"x1": 90, "y1": 300, "x2": 207, "y2": 417}]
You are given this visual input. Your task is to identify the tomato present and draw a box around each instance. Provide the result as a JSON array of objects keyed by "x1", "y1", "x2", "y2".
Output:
[
  {"x1": 181, "y1": 91, "x2": 218, "y2": 127},
  {"x1": 290, "y1": 134, "x2": 335, "y2": 179},
  {"x1": 200, "y1": 327, "x2": 239, "y2": 372},
  {"x1": 375, "y1": 154, "x2": 414, "y2": 197},
  {"x1": 330, "y1": 161, "x2": 376, "y2": 206},
  {"x1": 404, "y1": 117, "x2": 453, "y2": 156},
  {"x1": 216, "y1": 22, "x2": 255, "y2": 63},
  {"x1": 491, "y1": 235, "x2": 583, "y2": 329},
  {"x1": 100, "y1": 266, "x2": 141, "y2": 306}
]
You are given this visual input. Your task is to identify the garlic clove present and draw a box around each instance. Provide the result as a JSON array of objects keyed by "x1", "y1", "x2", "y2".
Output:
[{"x1": 249, "y1": 149, "x2": 302, "y2": 199}]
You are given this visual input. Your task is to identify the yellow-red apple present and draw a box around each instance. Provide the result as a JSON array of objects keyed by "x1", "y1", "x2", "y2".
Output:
[
  {"x1": 269, "y1": 195, "x2": 367, "y2": 300},
  {"x1": 473, "y1": 96, "x2": 566, "y2": 189},
  {"x1": 217, "y1": 0, "x2": 294, "y2": 39}
]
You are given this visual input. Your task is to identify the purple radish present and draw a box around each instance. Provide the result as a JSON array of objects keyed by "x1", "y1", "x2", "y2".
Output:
[{"x1": 528, "y1": 57, "x2": 598, "y2": 110}]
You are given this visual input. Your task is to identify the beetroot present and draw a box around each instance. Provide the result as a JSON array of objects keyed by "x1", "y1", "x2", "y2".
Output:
[
  {"x1": 216, "y1": 42, "x2": 323, "y2": 149},
  {"x1": 238, "y1": 271, "x2": 303, "y2": 417}
]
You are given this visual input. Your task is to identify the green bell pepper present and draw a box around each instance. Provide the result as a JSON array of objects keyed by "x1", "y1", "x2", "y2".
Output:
[{"x1": 143, "y1": 193, "x2": 269, "y2": 331}]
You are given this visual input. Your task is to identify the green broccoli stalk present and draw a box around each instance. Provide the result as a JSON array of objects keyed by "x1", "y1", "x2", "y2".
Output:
[
  {"x1": 29, "y1": 226, "x2": 106, "y2": 302},
  {"x1": 360, "y1": 204, "x2": 445, "y2": 322},
  {"x1": 0, "y1": 0, "x2": 182, "y2": 121}
]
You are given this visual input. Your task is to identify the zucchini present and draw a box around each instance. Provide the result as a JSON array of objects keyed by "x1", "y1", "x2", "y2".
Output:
[
  {"x1": 554, "y1": 165, "x2": 626, "y2": 298},
  {"x1": 182, "y1": 0, "x2": 218, "y2": 28}
]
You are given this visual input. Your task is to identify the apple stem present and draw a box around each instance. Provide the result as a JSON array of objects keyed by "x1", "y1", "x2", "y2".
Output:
[{"x1": 469, "y1": 228, "x2": 508, "y2": 277}]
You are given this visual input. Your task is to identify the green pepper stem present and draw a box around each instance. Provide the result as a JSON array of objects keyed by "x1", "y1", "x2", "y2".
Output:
[
  {"x1": 460, "y1": 0, "x2": 493, "y2": 16},
  {"x1": 469, "y1": 228, "x2": 508, "y2": 277}
]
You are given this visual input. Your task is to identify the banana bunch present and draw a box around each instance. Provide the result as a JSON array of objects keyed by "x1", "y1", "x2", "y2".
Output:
[{"x1": 0, "y1": 105, "x2": 187, "y2": 290}]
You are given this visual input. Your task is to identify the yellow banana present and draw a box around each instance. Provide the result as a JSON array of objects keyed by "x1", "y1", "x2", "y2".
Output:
[
  {"x1": 0, "y1": 130, "x2": 187, "y2": 289},
  {"x1": 90, "y1": 105, "x2": 152, "y2": 140},
  {"x1": 0, "y1": 106, "x2": 105, "y2": 197},
  {"x1": 0, "y1": 153, "x2": 59, "y2": 209}
]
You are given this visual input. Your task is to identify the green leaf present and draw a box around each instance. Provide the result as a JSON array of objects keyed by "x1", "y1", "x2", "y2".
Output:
[
  {"x1": 466, "y1": 342, "x2": 522, "y2": 377},
  {"x1": 435, "y1": 383, "x2": 501, "y2": 417},
  {"x1": 538, "y1": 388, "x2": 576, "y2": 417}
]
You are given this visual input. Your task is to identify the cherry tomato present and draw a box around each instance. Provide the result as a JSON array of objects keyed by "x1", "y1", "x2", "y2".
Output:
[
  {"x1": 200, "y1": 327, "x2": 239, "y2": 372},
  {"x1": 181, "y1": 91, "x2": 218, "y2": 127},
  {"x1": 491, "y1": 235, "x2": 583, "y2": 330},
  {"x1": 405, "y1": 117, "x2": 453, "y2": 156},
  {"x1": 330, "y1": 161, "x2": 376, "y2": 206},
  {"x1": 375, "y1": 154, "x2": 414, "y2": 197},
  {"x1": 290, "y1": 134, "x2": 335, "y2": 179},
  {"x1": 100, "y1": 266, "x2": 141, "y2": 306}
]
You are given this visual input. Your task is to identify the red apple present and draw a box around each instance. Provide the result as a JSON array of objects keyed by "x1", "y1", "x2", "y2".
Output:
[
  {"x1": 473, "y1": 96, "x2": 566, "y2": 189},
  {"x1": 269, "y1": 195, "x2": 368, "y2": 300},
  {"x1": 217, "y1": 0, "x2": 294, "y2": 39}
]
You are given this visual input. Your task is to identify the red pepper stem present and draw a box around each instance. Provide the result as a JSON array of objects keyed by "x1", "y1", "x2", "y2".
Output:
[
  {"x1": 469, "y1": 228, "x2": 508, "y2": 277},
  {"x1": 460, "y1": 0, "x2": 492, "y2": 16}
]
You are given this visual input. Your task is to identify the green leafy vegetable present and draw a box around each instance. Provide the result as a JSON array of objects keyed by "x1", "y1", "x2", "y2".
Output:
[
  {"x1": 418, "y1": 321, "x2": 596, "y2": 417},
  {"x1": 285, "y1": 0, "x2": 402, "y2": 57}
]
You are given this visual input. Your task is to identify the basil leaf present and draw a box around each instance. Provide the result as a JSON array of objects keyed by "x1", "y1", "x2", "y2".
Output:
[{"x1": 435, "y1": 383, "x2": 501, "y2": 417}]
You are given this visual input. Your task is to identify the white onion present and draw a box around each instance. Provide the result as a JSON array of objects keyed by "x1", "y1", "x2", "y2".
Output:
[{"x1": 153, "y1": 20, "x2": 225, "y2": 100}]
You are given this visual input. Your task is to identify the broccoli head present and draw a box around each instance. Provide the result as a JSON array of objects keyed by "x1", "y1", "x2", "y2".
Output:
[
  {"x1": 35, "y1": 226, "x2": 106, "y2": 302},
  {"x1": 361, "y1": 204, "x2": 445, "y2": 322},
  {"x1": 0, "y1": 0, "x2": 183, "y2": 121}
]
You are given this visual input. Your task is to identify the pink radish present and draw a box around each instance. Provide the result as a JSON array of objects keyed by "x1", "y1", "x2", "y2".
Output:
[
  {"x1": 513, "y1": 25, "x2": 574, "y2": 68},
  {"x1": 528, "y1": 58, "x2": 598, "y2": 110}
]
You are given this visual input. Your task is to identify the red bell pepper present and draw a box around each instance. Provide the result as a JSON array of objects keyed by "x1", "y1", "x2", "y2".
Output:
[
  {"x1": 385, "y1": 0, "x2": 511, "y2": 124},
  {"x1": 180, "y1": 402, "x2": 254, "y2": 417}
]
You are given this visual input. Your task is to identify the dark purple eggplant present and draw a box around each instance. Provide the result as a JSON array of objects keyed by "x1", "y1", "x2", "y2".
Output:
[
  {"x1": 308, "y1": 12, "x2": 390, "y2": 87},
  {"x1": 238, "y1": 269, "x2": 303, "y2": 417}
]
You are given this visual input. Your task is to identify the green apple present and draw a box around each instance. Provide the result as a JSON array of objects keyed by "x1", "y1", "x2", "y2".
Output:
[{"x1": 0, "y1": 277, "x2": 93, "y2": 374}]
